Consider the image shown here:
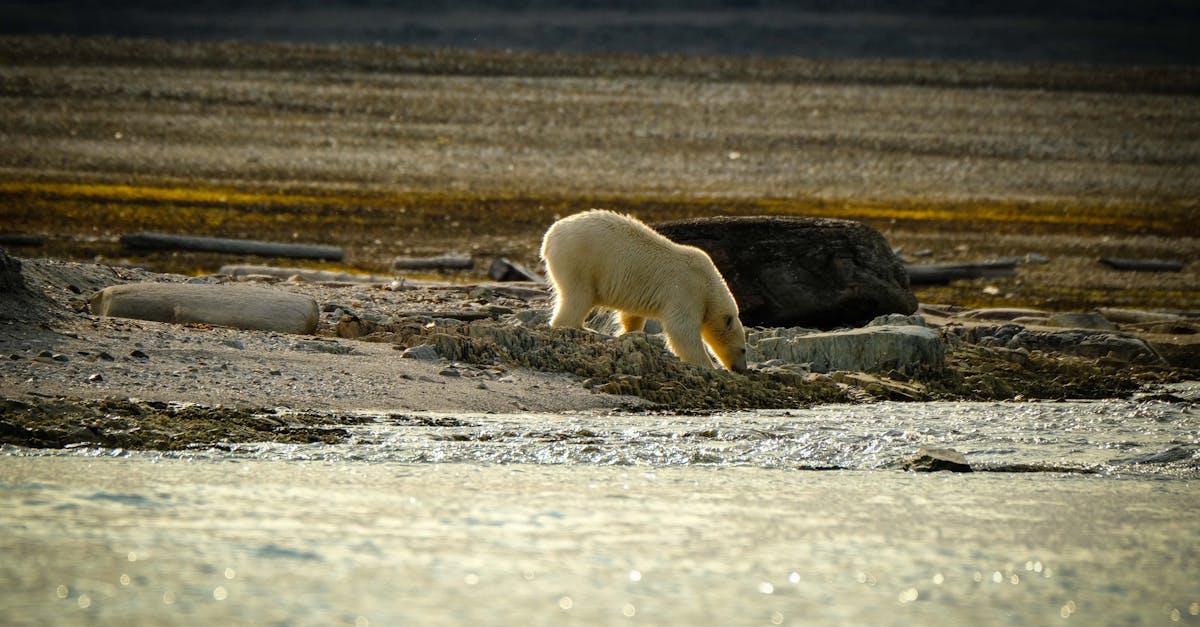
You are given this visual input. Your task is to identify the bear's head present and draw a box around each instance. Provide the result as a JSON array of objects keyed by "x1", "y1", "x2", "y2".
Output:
[{"x1": 703, "y1": 309, "x2": 747, "y2": 374}]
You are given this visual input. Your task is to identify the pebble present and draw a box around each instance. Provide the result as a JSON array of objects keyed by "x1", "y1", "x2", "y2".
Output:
[
  {"x1": 129, "y1": 350, "x2": 149, "y2": 359},
  {"x1": 88, "y1": 373, "x2": 104, "y2": 383}
]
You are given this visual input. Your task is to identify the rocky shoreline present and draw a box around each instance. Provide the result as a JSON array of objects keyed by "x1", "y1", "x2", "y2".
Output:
[{"x1": 2, "y1": 249, "x2": 1195, "y2": 451}]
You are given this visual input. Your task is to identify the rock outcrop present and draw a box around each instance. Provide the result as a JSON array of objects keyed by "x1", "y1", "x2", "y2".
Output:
[{"x1": 655, "y1": 216, "x2": 917, "y2": 328}]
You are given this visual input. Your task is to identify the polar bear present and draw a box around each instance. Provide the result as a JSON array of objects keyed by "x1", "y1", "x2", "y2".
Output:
[{"x1": 540, "y1": 209, "x2": 747, "y2": 373}]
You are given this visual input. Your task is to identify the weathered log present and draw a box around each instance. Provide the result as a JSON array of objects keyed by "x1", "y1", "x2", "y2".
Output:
[
  {"x1": 393, "y1": 255, "x2": 474, "y2": 270},
  {"x1": 121, "y1": 232, "x2": 343, "y2": 260},
  {"x1": 219, "y1": 264, "x2": 393, "y2": 283},
  {"x1": 488, "y1": 257, "x2": 545, "y2": 283},
  {"x1": 90, "y1": 283, "x2": 319, "y2": 334},
  {"x1": 904, "y1": 259, "x2": 1019, "y2": 285},
  {"x1": 0, "y1": 233, "x2": 44, "y2": 247},
  {"x1": 655, "y1": 216, "x2": 916, "y2": 328},
  {"x1": 1097, "y1": 308, "x2": 1187, "y2": 324},
  {"x1": 1099, "y1": 257, "x2": 1185, "y2": 272}
]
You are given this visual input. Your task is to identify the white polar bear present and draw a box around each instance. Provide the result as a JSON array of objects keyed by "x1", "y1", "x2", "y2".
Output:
[{"x1": 540, "y1": 209, "x2": 747, "y2": 373}]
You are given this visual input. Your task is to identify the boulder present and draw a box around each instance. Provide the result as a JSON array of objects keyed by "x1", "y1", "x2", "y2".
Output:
[{"x1": 655, "y1": 216, "x2": 916, "y2": 328}]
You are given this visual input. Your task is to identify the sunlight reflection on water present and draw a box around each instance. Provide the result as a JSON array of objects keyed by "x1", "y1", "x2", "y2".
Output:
[{"x1": 1, "y1": 400, "x2": 1198, "y2": 625}]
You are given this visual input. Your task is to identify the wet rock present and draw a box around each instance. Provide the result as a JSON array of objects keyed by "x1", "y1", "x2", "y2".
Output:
[
  {"x1": 655, "y1": 216, "x2": 916, "y2": 328},
  {"x1": 902, "y1": 447, "x2": 972, "y2": 472},
  {"x1": 831, "y1": 371, "x2": 929, "y2": 400},
  {"x1": 749, "y1": 316, "x2": 944, "y2": 375}
]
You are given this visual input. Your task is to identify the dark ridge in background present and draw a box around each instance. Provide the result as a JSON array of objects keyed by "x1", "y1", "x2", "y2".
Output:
[{"x1": 2, "y1": 1, "x2": 1198, "y2": 65}]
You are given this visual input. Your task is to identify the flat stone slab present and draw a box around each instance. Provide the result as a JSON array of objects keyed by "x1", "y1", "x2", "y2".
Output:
[
  {"x1": 90, "y1": 283, "x2": 319, "y2": 334},
  {"x1": 749, "y1": 318, "x2": 944, "y2": 375}
]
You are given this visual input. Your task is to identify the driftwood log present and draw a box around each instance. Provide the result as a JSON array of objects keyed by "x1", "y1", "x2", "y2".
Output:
[
  {"x1": 488, "y1": 258, "x2": 545, "y2": 283},
  {"x1": 1099, "y1": 257, "x2": 1185, "y2": 272},
  {"x1": 219, "y1": 264, "x2": 394, "y2": 283},
  {"x1": 90, "y1": 283, "x2": 319, "y2": 334},
  {"x1": 121, "y1": 232, "x2": 343, "y2": 261},
  {"x1": 393, "y1": 255, "x2": 474, "y2": 270},
  {"x1": 0, "y1": 233, "x2": 44, "y2": 247},
  {"x1": 904, "y1": 259, "x2": 1019, "y2": 285}
]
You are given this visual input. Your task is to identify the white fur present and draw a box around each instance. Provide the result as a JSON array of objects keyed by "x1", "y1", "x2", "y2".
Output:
[{"x1": 540, "y1": 210, "x2": 747, "y2": 372}]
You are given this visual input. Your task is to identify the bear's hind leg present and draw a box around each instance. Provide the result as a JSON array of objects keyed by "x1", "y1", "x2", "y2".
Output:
[
  {"x1": 661, "y1": 317, "x2": 715, "y2": 368},
  {"x1": 619, "y1": 313, "x2": 646, "y2": 334},
  {"x1": 549, "y1": 292, "x2": 594, "y2": 329}
]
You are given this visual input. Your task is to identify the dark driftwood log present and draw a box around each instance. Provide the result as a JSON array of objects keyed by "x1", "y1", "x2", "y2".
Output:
[
  {"x1": 655, "y1": 216, "x2": 917, "y2": 328},
  {"x1": 1099, "y1": 257, "x2": 1185, "y2": 272},
  {"x1": 90, "y1": 283, "x2": 319, "y2": 334},
  {"x1": 904, "y1": 259, "x2": 1019, "y2": 285},
  {"x1": 488, "y1": 258, "x2": 545, "y2": 283},
  {"x1": 393, "y1": 255, "x2": 475, "y2": 270},
  {"x1": 121, "y1": 232, "x2": 343, "y2": 261},
  {"x1": 219, "y1": 264, "x2": 393, "y2": 283},
  {"x1": 0, "y1": 233, "x2": 44, "y2": 247}
]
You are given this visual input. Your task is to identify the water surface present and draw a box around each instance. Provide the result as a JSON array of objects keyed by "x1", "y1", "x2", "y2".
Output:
[{"x1": 2, "y1": 399, "x2": 1197, "y2": 625}]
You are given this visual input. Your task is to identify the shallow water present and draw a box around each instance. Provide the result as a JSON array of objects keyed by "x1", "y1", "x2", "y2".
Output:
[{"x1": 2, "y1": 399, "x2": 1198, "y2": 626}]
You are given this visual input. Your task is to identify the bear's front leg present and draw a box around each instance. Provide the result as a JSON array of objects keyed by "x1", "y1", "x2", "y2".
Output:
[{"x1": 661, "y1": 315, "x2": 715, "y2": 368}]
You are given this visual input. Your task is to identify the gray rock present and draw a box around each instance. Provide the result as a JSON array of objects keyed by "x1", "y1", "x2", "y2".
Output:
[
  {"x1": 902, "y1": 447, "x2": 973, "y2": 472},
  {"x1": 655, "y1": 216, "x2": 917, "y2": 328},
  {"x1": 748, "y1": 323, "x2": 944, "y2": 375},
  {"x1": 400, "y1": 343, "x2": 441, "y2": 361},
  {"x1": 957, "y1": 325, "x2": 1164, "y2": 364}
]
